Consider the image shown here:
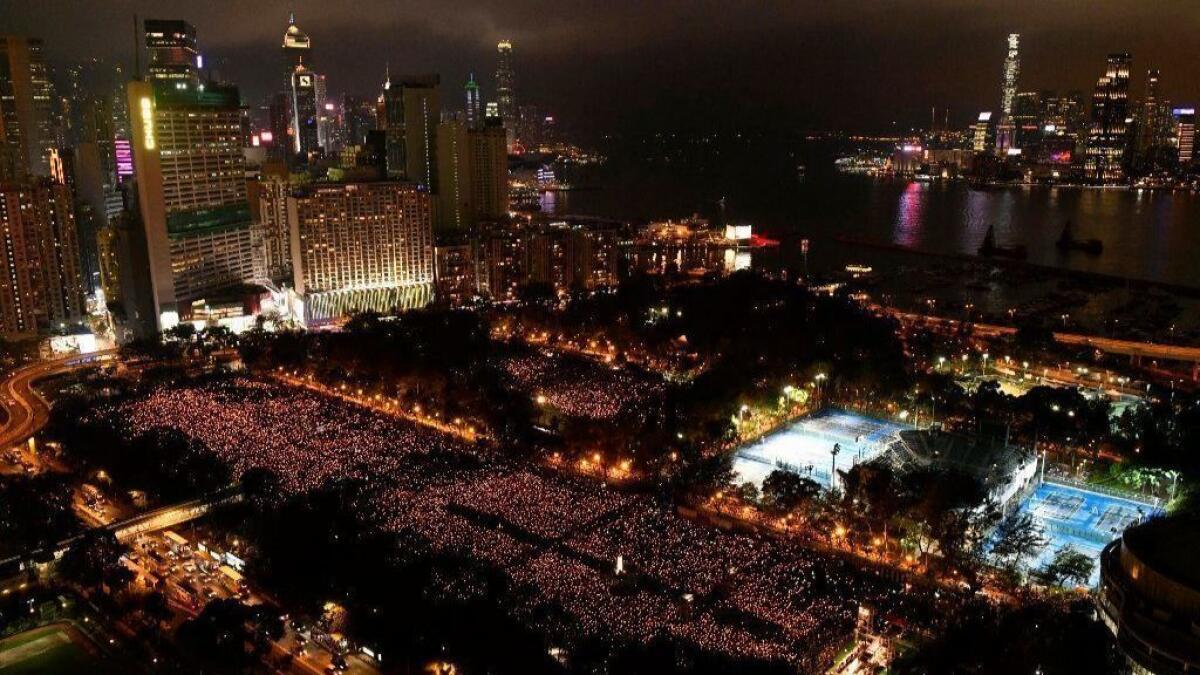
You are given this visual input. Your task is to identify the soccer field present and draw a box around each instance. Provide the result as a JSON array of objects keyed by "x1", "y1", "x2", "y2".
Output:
[
  {"x1": 1008, "y1": 481, "x2": 1160, "y2": 585},
  {"x1": 732, "y1": 410, "x2": 911, "y2": 490},
  {"x1": 0, "y1": 623, "x2": 108, "y2": 675}
]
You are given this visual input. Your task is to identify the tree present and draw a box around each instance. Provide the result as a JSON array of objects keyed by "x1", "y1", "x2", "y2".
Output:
[
  {"x1": 177, "y1": 598, "x2": 255, "y2": 671},
  {"x1": 57, "y1": 531, "x2": 133, "y2": 593},
  {"x1": 1035, "y1": 546, "x2": 1095, "y2": 588},
  {"x1": 990, "y1": 512, "x2": 1046, "y2": 572},
  {"x1": 761, "y1": 470, "x2": 821, "y2": 514}
]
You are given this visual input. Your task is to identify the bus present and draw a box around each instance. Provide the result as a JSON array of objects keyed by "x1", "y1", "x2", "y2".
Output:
[{"x1": 218, "y1": 565, "x2": 248, "y2": 597}]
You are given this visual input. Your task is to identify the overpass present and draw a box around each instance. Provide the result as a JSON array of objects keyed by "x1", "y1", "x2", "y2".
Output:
[
  {"x1": 0, "y1": 489, "x2": 241, "y2": 578},
  {"x1": 0, "y1": 349, "x2": 118, "y2": 451},
  {"x1": 886, "y1": 310, "x2": 1200, "y2": 380}
]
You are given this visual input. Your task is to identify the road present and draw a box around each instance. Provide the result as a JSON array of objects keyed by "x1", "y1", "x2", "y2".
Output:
[
  {"x1": 885, "y1": 309, "x2": 1200, "y2": 377},
  {"x1": 0, "y1": 350, "x2": 117, "y2": 452}
]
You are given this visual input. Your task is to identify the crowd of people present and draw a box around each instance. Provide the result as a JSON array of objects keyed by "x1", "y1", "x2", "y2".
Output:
[
  {"x1": 499, "y1": 353, "x2": 664, "y2": 420},
  {"x1": 104, "y1": 377, "x2": 949, "y2": 670}
]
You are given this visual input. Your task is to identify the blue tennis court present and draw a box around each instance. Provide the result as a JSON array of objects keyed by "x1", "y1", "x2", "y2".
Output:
[
  {"x1": 732, "y1": 409, "x2": 911, "y2": 490},
  {"x1": 1007, "y1": 481, "x2": 1160, "y2": 585}
]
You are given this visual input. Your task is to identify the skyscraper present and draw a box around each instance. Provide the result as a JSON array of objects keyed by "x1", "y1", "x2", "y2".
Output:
[
  {"x1": 1000, "y1": 33, "x2": 1020, "y2": 119},
  {"x1": 0, "y1": 180, "x2": 86, "y2": 335},
  {"x1": 1086, "y1": 53, "x2": 1132, "y2": 184},
  {"x1": 470, "y1": 118, "x2": 509, "y2": 221},
  {"x1": 383, "y1": 74, "x2": 440, "y2": 187},
  {"x1": 289, "y1": 63, "x2": 321, "y2": 156},
  {"x1": 144, "y1": 20, "x2": 200, "y2": 88},
  {"x1": 995, "y1": 33, "x2": 1020, "y2": 153},
  {"x1": 281, "y1": 12, "x2": 311, "y2": 75},
  {"x1": 126, "y1": 77, "x2": 258, "y2": 330},
  {"x1": 0, "y1": 36, "x2": 57, "y2": 180},
  {"x1": 1174, "y1": 107, "x2": 1196, "y2": 166},
  {"x1": 495, "y1": 40, "x2": 516, "y2": 148},
  {"x1": 465, "y1": 74, "x2": 483, "y2": 131}
]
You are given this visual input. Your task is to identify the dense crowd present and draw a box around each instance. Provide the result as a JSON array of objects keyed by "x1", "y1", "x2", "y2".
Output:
[
  {"x1": 104, "y1": 377, "x2": 947, "y2": 670},
  {"x1": 499, "y1": 353, "x2": 664, "y2": 420}
]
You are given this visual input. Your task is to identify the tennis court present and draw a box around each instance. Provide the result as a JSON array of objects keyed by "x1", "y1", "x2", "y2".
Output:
[
  {"x1": 732, "y1": 409, "x2": 911, "y2": 490},
  {"x1": 1007, "y1": 481, "x2": 1159, "y2": 584}
]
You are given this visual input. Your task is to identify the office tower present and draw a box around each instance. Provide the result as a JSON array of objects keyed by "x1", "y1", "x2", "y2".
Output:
[
  {"x1": 495, "y1": 40, "x2": 516, "y2": 147},
  {"x1": 342, "y1": 94, "x2": 375, "y2": 146},
  {"x1": 1086, "y1": 53, "x2": 1132, "y2": 183},
  {"x1": 144, "y1": 20, "x2": 200, "y2": 88},
  {"x1": 471, "y1": 118, "x2": 509, "y2": 220},
  {"x1": 465, "y1": 74, "x2": 483, "y2": 131},
  {"x1": 1000, "y1": 34, "x2": 1020, "y2": 119},
  {"x1": 286, "y1": 182, "x2": 434, "y2": 321},
  {"x1": 383, "y1": 75, "x2": 439, "y2": 187},
  {"x1": 126, "y1": 78, "x2": 258, "y2": 330},
  {"x1": 0, "y1": 37, "x2": 57, "y2": 180},
  {"x1": 1174, "y1": 107, "x2": 1196, "y2": 165},
  {"x1": 1011, "y1": 91, "x2": 1041, "y2": 150},
  {"x1": 289, "y1": 63, "x2": 321, "y2": 156},
  {"x1": 972, "y1": 112, "x2": 996, "y2": 153},
  {"x1": 281, "y1": 12, "x2": 311, "y2": 76},
  {"x1": 0, "y1": 180, "x2": 86, "y2": 335},
  {"x1": 436, "y1": 118, "x2": 473, "y2": 231},
  {"x1": 267, "y1": 92, "x2": 290, "y2": 161}
]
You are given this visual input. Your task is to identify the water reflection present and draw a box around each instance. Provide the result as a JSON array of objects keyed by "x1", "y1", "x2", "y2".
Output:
[{"x1": 892, "y1": 181, "x2": 925, "y2": 247}]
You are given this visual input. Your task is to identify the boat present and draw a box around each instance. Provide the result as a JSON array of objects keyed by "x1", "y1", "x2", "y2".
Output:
[
  {"x1": 978, "y1": 225, "x2": 1027, "y2": 259},
  {"x1": 1055, "y1": 220, "x2": 1104, "y2": 255}
]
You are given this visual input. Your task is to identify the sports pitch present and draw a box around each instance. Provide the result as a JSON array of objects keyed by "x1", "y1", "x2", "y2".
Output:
[
  {"x1": 1009, "y1": 481, "x2": 1160, "y2": 585},
  {"x1": 0, "y1": 623, "x2": 109, "y2": 675},
  {"x1": 732, "y1": 409, "x2": 910, "y2": 490}
]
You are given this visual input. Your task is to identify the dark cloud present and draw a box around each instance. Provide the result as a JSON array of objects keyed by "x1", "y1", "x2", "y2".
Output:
[{"x1": 4, "y1": 0, "x2": 1199, "y2": 136}]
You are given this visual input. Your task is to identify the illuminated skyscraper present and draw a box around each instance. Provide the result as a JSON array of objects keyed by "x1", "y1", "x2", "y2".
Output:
[
  {"x1": 994, "y1": 33, "x2": 1020, "y2": 153},
  {"x1": 1086, "y1": 53, "x2": 1132, "y2": 183},
  {"x1": 465, "y1": 73, "x2": 483, "y2": 131},
  {"x1": 126, "y1": 78, "x2": 258, "y2": 330},
  {"x1": 1174, "y1": 107, "x2": 1196, "y2": 166},
  {"x1": 0, "y1": 36, "x2": 57, "y2": 180},
  {"x1": 289, "y1": 63, "x2": 321, "y2": 156},
  {"x1": 1000, "y1": 33, "x2": 1020, "y2": 119},
  {"x1": 144, "y1": 20, "x2": 200, "y2": 88},
  {"x1": 495, "y1": 40, "x2": 516, "y2": 147}
]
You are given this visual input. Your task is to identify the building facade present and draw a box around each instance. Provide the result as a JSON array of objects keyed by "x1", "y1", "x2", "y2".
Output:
[
  {"x1": 0, "y1": 180, "x2": 86, "y2": 335},
  {"x1": 1086, "y1": 53, "x2": 1132, "y2": 184},
  {"x1": 0, "y1": 36, "x2": 57, "y2": 181},
  {"x1": 286, "y1": 181, "x2": 434, "y2": 321},
  {"x1": 144, "y1": 20, "x2": 200, "y2": 88},
  {"x1": 127, "y1": 79, "x2": 258, "y2": 330}
]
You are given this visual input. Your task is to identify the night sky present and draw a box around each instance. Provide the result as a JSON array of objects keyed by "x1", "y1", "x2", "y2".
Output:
[{"x1": 3, "y1": 0, "x2": 1199, "y2": 138}]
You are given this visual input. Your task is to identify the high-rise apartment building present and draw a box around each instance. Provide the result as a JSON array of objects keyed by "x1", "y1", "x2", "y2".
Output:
[
  {"x1": 1086, "y1": 53, "x2": 1132, "y2": 183},
  {"x1": 0, "y1": 180, "x2": 86, "y2": 335},
  {"x1": 436, "y1": 118, "x2": 473, "y2": 232},
  {"x1": 144, "y1": 20, "x2": 200, "y2": 88},
  {"x1": 286, "y1": 181, "x2": 434, "y2": 321},
  {"x1": 126, "y1": 78, "x2": 258, "y2": 330},
  {"x1": 0, "y1": 36, "x2": 57, "y2": 180},
  {"x1": 470, "y1": 119, "x2": 509, "y2": 220},
  {"x1": 383, "y1": 75, "x2": 440, "y2": 188}
]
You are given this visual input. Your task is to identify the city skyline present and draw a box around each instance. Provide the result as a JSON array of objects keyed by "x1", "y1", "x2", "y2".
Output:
[{"x1": 2, "y1": 1, "x2": 1199, "y2": 136}]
